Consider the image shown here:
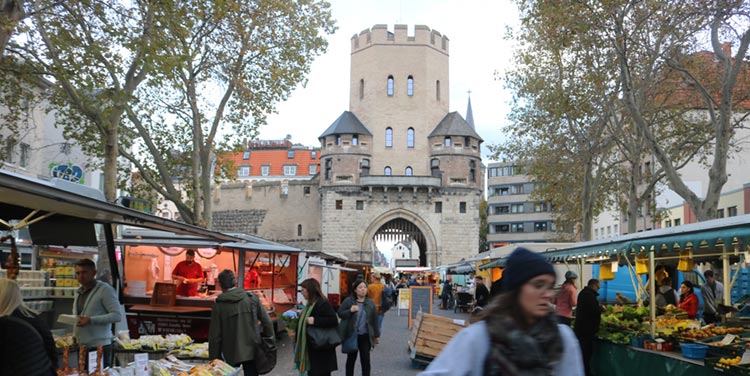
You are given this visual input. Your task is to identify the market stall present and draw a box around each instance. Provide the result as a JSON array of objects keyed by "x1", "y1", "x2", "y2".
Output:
[
  {"x1": 115, "y1": 229, "x2": 300, "y2": 339},
  {"x1": 0, "y1": 170, "x2": 238, "y2": 373},
  {"x1": 535, "y1": 214, "x2": 750, "y2": 375}
]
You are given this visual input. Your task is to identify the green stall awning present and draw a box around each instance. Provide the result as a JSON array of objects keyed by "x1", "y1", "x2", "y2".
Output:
[{"x1": 541, "y1": 215, "x2": 750, "y2": 263}]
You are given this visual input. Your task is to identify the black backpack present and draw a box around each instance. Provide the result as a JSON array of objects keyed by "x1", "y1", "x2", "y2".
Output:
[
  {"x1": 661, "y1": 288, "x2": 678, "y2": 306},
  {"x1": 381, "y1": 287, "x2": 394, "y2": 312}
]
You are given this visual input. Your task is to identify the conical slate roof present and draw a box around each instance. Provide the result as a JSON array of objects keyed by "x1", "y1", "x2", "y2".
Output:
[
  {"x1": 428, "y1": 111, "x2": 483, "y2": 141},
  {"x1": 319, "y1": 111, "x2": 372, "y2": 138},
  {"x1": 466, "y1": 97, "x2": 475, "y2": 129}
]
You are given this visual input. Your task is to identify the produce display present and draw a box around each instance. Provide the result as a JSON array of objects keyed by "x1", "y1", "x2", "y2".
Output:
[
  {"x1": 54, "y1": 333, "x2": 76, "y2": 348},
  {"x1": 115, "y1": 334, "x2": 193, "y2": 350},
  {"x1": 172, "y1": 343, "x2": 209, "y2": 359},
  {"x1": 679, "y1": 324, "x2": 745, "y2": 341},
  {"x1": 597, "y1": 305, "x2": 650, "y2": 344},
  {"x1": 150, "y1": 357, "x2": 237, "y2": 376}
]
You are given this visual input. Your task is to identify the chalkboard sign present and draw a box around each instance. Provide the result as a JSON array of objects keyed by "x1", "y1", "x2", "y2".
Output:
[
  {"x1": 408, "y1": 286, "x2": 433, "y2": 329},
  {"x1": 150, "y1": 282, "x2": 176, "y2": 306}
]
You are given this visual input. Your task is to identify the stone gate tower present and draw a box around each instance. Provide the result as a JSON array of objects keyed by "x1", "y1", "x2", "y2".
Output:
[{"x1": 318, "y1": 24, "x2": 483, "y2": 267}]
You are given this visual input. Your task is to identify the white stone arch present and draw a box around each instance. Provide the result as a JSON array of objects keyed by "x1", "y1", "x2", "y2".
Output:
[{"x1": 360, "y1": 208, "x2": 438, "y2": 267}]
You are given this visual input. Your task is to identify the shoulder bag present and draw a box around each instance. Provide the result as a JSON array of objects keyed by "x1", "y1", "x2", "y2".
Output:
[{"x1": 249, "y1": 295, "x2": 277, "y2": 374}]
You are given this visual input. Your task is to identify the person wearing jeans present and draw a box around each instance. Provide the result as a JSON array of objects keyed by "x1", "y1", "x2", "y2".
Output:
[{"x1": 339, "y1": 280, "x2": 380, "y2": 376}]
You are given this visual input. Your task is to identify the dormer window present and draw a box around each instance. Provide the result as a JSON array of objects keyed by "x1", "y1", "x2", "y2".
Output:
[
  {"x1": 288, "y1": 150, "x2": 295, "y2": 158},
  {"x1": 242, "y1": 151, "x2": 250, "y2": 160}
]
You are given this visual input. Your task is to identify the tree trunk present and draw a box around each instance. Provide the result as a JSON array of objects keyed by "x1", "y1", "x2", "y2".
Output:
[
  {"x1": 0, "y1": 0, "x2": 24, "y2": 59},
  {"x1": 102, "y1": 122, "x2": 118, "y2": 201},
  {"x1": 580, "y1": 161, "x2": 594, "y2": 241}
]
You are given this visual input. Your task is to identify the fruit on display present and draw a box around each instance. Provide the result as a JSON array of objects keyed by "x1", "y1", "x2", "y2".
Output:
[
  {"x1": 116, "y1": 334, "x2": 193, "y2": 350},
  {"x1": 719, "y1": 356, "x2": 742, "y2": 365},
  {"x1": 173, "y1": 343, "x2": 209, "y2": 359},
  {"x1": 680, "y1": 324, "x2": 745, "y2": 341},
  {"x1": 54, "y1": 334, "x2": 75, "y2": 348}
]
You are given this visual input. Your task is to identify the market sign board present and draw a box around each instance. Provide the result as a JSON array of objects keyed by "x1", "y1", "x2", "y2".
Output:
[{"x1": 408, "y1": 286, "x2": 432, "y2": 329}]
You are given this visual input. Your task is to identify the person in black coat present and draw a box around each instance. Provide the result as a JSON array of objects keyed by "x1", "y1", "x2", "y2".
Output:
[
  {"x1": 296, "y1": 278, "x2": 338, "y2": 376},
  {"x1": 474, "y1": 276, "x2": 490, "y2": 308},
  {"x1": 0, "y1": 278, "x2": 56, "y2": 375},
  {"x1": 574, "y1": 278, "x2": 602, "y2": 376}
]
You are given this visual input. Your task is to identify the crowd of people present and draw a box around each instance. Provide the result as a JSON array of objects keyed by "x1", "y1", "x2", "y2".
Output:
[{"x1": 0, "y1": 248, "x2": 730, "y2": 376}]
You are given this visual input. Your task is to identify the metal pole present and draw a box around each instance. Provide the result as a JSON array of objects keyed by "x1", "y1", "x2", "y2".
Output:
[
  {"x1": 649, "y1": 251, "x2": 656, "y2": 339},
  {"x1": 723, "y1": 245, "x2": 730, "y2": 308}
]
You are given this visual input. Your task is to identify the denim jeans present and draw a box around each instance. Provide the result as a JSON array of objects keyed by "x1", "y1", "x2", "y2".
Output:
[{"x1": 377, "y1": 313, "x2": 384, "y2": 333}]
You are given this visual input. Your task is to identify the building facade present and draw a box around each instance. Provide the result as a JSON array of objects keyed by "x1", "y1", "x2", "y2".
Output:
[
  {"x1": 486, "y1": 162, "x2": 570, "y2": 247},
  {"x1": 212, "y1": 25, "x2": 483, "y2": 266}
]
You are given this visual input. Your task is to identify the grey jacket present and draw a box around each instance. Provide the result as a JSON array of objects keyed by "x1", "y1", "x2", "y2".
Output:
[
  {"x1": 419, "y1": 321, "x2": 584, "y2": 376},
  {"x1": 72, "y1": 280, "x2": 122, "y2": 347},
  {"x1": 338, "y1": 296, "x2": 380, "y2": 348}
]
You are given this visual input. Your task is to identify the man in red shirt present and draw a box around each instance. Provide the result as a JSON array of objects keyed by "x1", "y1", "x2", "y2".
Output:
[{"x1": 172, "y1": 249, "x2": 204, "y2": 296}]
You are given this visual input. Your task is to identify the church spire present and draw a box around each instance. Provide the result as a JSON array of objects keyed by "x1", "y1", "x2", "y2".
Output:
[{"x1": 466, "y1": 91, "x2": 475, "y2": 129}]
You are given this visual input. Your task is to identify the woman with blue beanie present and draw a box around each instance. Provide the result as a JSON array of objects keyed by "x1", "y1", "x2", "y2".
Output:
[{"x1": 419, "y1": 247, "x2": 584, "y2": 376}]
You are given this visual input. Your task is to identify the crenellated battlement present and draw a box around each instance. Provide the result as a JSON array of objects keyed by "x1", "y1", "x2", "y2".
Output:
[{"x1": 351, "y1": 24, "x2": 449, "y2": 53}]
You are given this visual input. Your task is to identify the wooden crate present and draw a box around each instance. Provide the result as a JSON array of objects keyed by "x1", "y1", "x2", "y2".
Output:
[{"x1": 408, "y1": 313, "x2": 467, "y2": 359}]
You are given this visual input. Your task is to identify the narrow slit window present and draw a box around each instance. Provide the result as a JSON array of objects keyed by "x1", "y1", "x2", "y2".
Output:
[
  {"x1": 407, "y1": 76, "x2": 414, "y2": 96},
  {"x1": 387, "y1": 75, "x2": 394, "y2": 96}
]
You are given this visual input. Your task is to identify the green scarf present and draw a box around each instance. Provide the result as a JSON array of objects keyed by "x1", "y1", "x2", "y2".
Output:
[{"x1": 294, "y1": 301, "x2": 316, "y2": 373}]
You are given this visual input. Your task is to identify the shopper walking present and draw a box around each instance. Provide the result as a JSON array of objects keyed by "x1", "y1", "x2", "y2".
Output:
[
  {"x1": 208, "y1": 270, "x2": 274, "y2": 376},
  {"x1": 339, "y1": 279, "x2": 380, "y2": 376},
  {"x1": 0, "y1": 278, "x2": 56, "y2": 375},
  {"x1": 419, "y1": 247, "x2": 583, "y2": 375},
  {"x1": 555, "y1": 271, "x2": 578, "y2": 326},
  {"x1": 440, "y1": 279, "x2": 452, "y2": 310},
  {"x1": 701, "y1": 270, "x2": 724, "y2": 323},
  {"x1": 295, "y1": 278, "x2": 338, "y2": 376},
  {"x1": 367, "y1": 272, "x2": 386, "y2": 331},
  {"x1": 574, "y1": 278, "x2": 602, "y2": 376}
]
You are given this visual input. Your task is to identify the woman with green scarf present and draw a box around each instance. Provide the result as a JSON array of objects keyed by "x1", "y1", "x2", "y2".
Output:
[{"x1": 294, "y1": 278, "x2": 338, "y2": 375}]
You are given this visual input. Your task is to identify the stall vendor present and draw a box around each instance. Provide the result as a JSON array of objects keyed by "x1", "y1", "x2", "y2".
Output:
[{"x1": 172, "y1": 249, "x2": 204, "y2": 296}]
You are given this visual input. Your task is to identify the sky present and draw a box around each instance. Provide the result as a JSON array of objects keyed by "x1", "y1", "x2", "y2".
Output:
[{"x1": 257, "y1": 0, "x2": 520, "y2": 161}]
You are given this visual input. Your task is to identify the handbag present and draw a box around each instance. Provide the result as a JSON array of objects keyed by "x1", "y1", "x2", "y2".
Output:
[
  {"x1": 307, "y1": 325, "x2": 342, "y2": 350},
  {"x1": 254, "y1": 336, "x2": 277, "y2": 375},
  {"x1": 249, "y1": 295, "x2": 277, "y2": 375},
  {"x1": 341, "y1": 332, "x2": 358, "y2": 354}
]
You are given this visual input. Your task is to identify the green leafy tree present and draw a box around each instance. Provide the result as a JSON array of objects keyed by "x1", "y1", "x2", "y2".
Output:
[
  {"x1": 123, "y1": 0, "x2": 336, "y2": 226},
  {"x1": 4, "y1": 0, "x2": 174, "y2": 200}
]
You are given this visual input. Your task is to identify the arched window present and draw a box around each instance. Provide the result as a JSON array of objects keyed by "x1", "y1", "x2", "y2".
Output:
[
  {"x1": 384, "y1": 166, "x2": 392, "y2": 176},
  {"x1": 444, "y1": 136, "x2": 451, "y2": 147},
  {"x1": 436, "y1": 80, "x2": 440, "y2": 100},
  {"x1": 407, "y1": 128, "x2": 415, "y2": 148},
  {"x1": 407, "y1": 76, "x2": 414, "y2": 96},
  {"x1": 359, "y1": 79, "x2": 364, "y2": 100},
  {"x1": 387, "y1": 75, "x2": 394, "y2": 96},
  {"x1": 385, "y1": 127, "x2": 393, "y2": 147},
  {"x1": 297, "y1": 224, "x2": 302, "y2": 236},
  {"x1": 405, "y1": 167, "x2": 413, "y2": 176}
]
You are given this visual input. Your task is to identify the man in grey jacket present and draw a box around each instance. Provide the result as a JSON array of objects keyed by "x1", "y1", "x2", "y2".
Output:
[
  {"x1": 209, "y1": 269, "x2": 274, "y2": 376},
  {"x1": 701, "y1": 270, "x2": 724, "y2": 324},
  {"x1": 73, "y1": 258, "x2": 121, "y2": 368}
]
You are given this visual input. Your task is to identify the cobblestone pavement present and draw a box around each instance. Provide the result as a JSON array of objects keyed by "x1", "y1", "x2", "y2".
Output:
[{"x1": 274, "y1": 300, "x2": 470, "y2": 375}]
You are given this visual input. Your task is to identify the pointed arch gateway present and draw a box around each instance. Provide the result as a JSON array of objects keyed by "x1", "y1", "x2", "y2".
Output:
[{"x1": 361, "y1": 209, "x2": 437, "y2": 267}]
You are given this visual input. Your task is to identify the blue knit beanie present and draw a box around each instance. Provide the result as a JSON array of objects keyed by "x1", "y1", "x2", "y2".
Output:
[{"x1": 501, "y1": 247, "x2": 556, "y2": 292}]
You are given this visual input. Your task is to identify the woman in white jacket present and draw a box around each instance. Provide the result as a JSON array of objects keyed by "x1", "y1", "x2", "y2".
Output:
[{"x1": 420, "y1": 247, "x2": 584, "y2": 376}]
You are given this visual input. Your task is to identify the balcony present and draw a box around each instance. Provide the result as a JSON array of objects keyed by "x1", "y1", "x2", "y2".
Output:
[{"x1": 360, "y1": 175, "x2": 441, "y2": 188}]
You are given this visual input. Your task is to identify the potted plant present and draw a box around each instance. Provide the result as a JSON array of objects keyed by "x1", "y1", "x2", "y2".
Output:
[{"x1": 281, "y1": 309, "x2": 299, "y2": 339}]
